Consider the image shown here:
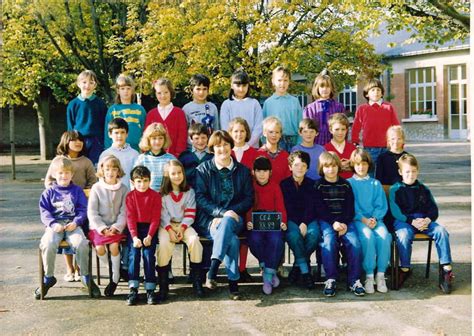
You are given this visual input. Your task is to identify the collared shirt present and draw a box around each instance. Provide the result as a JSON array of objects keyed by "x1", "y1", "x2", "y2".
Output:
[
  {"x1": 351, "y1": 174, "x2": 370, "y2": 181},
  {"x1": 215, "y1": 157, "x2": 234, "y2": 171},
  {"x1": 77, "y1": 94, "x2": 96, "y2": 101},
  {"x1": 368, "y1": 99, "x2": 383, "y2": 106},
  {"x1": 232, "y1": 144, "x2": 249, "y2": 162},
  {"x1": 192, "y1": 146, "x2": 210, "y2": 160},
  {"x1": 158, "y1": 103, "x2": 174, "y2": 120}
]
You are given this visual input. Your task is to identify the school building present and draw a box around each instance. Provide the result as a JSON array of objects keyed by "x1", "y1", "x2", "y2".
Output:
[{"x1": 337, "y1": 29, "x2": 470, "y2": 141}]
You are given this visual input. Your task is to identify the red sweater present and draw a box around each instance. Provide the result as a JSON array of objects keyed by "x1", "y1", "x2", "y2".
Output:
[
  {"x1": 126, "y1": 188, "x2": 162, "y2": 238},
  {"x1": 145, "y1": 106, "x2": 188, "y2": 157},
  {"x1": 351, "y1": 102, "x2": 400, "y2": 147},
  {"x1": 257, "y1": 147, "x2": 291, "y2": 185},
  {"x1": 324, "y1": 141, "x2": 357, "y2": 180},
  {"x1": 232, "y1": 146, "x2": 259, "y2": 171},
  {"x1": 246, "y1": 181, "x2": 287, "y2": 223}
]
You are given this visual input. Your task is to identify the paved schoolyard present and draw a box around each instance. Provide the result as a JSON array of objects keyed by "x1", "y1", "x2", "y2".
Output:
[{"x1": 0, "y1": 141, "x2": 471, "y2": 335}]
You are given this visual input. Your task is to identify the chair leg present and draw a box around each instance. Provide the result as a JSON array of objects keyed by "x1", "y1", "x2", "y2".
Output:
[
  {"x1": 107, "y1": 249, "x2": 113, "y2": 283},
  {"x1": 96, "y1": 253, "x2": 101, "y2": 286},
  {"x1": 39, "y1": 247, "x2": 45, "y2": 300},
  {"x1": 182, "y1": 244, "x2": 188, "y2": 275},
  {"x1": 425, "y1": 239, "x2": 433, "y2": 279},
  {"x1": 88, "y1": 246, "x2": 93, "y2": 298}
]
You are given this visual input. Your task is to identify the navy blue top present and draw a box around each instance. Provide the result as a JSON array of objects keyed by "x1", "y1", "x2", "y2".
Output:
[
  {"x1": 280, "y1": 176, "x2": 315, "y2": 225},
  {"x1": 67, "y1": 95, "x2": 107, "y2": 138}
]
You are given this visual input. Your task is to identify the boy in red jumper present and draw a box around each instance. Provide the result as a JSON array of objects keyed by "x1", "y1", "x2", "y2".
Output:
[
  {"x1": 246, "y1": 156, "x2": 287, "y2": 295},
  {"x1": 258, "y1": 116, "x2": 291, "y2": 184},
  {"x1": 351, "y1": 79, "x2": 400, "y2": 177},
  {"x1": 125, "y1": 166, "x2": 162, "y2": 306}
]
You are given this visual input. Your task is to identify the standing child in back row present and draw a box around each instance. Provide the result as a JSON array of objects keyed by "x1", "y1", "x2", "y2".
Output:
[
  {"x1": 262, "y1": 66, "x2": 302, "y2": 152},
  {"x1": 303, "y1": 69, "x2": 345, "y2": 145},
  {"x1": 67, "y1": 70, "x2": 107, "y2": 165},
  {"x1": 351, "y1": 78, "x2": 400, "y2": 176},
  {"x1": 104, "y1": 74, "x2": 146, "y2": 152}
]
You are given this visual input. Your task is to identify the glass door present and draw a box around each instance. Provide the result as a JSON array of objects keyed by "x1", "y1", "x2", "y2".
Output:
[{"x1": 448, "y1": 64, "x2": 468, "y2": 139}]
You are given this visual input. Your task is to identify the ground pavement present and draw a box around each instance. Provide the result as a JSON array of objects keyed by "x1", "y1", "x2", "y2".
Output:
[{"x1": 0, "y1": 141, "x2": 471, "y2": 335}]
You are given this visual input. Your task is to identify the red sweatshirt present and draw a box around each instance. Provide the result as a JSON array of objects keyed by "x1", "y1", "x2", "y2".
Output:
[
  {"x1": 351, "y1": 102, "x2": 400, "y2": 147},
  {"x1": 257, "y1": 147, "x2": 291, "y2": 185},
  {"x1": 126, "y1": 188, "x2": 162, "y2": 238},
  {"x1": 246, "y1": 181, "x2": 287, "y2": 223},
  {"x1": 145, "y1": 106, "x2": 188, "y2": 157},
  {"x1": 232, "y1": 146, "x2": 259, "y2": 171},
  {"x1": 324, "y1": 141, "x2": 357, "y2": 180}
]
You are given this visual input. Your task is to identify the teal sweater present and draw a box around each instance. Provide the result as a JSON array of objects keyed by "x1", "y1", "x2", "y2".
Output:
[
  {"x1": 104, "y1": 103, "x2": 146, "y2": 151},
  {"x1": 348, "y1": 175, "x2": 388, "y2": 222},
  {"x1": 262, "y1": 93, "x2": 302, "y2": 136},
  {"x1": 67, "y1": 95, "x2": 107, "y2": 138}
]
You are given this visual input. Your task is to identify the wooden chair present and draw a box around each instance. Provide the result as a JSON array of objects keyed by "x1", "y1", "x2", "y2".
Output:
[{"x1": 38, "y1": 240, "x2": 92, "y2": 300}]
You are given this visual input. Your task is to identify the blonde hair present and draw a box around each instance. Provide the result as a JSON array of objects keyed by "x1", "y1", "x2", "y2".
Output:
[
  {"x1": 153, "y1": 78, "x2": 175, "y2": 100},
  {"x1": 349, "y1": 148, "x2": 373, "y2": 171},
  {"x1": 262, "y1": 116, "x2": 283, "y2": 133},
  {"x1": 318, "y1": 151, "x2": 341, "y2": 176},
  {"x1": 139, "y1": 123, "x2": 172, "y2": 152},
  {"x1": 115, "y1": 74, "x2": 136, "y2": 104},
  {"x1": 328, "y1": 113, "x2": 350, "y2": 130},
  {"x1": 386, "y1": 125, "x2": 405, "y2": 149},
  {"x1": 311, "y1": 69, "x2": 336, "y2": 99},
  {"x1": 96, "y1": 155, "x2": 125, "y2": 178},
  {"x1": 51, "y1": 157, "x2": 74, "y2": 175},
  {"x1": 228, "y1": 117, "x2": 251, "y2": 143},
  {"x1": 272, "y1": 66, "x2": 291, "y2": 80},
  {"x1": 77, "y1": 70, "x2": 97, "y2": 83}
]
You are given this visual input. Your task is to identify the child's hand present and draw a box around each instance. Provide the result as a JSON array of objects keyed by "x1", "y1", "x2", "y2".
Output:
[
  {"x1": 143, "y1": 235, "x2": 152, "y2": 247},
  {"x1": 109, "y1": 227, "x2": 119, "y2": 235},
  {"x1": 52, "y1": 223, "x2": 64, "y2": 233},
  {"x1": 168, "y1": 229, "x2": 179, "y2": 243},
  {"x1": 210, "y1": 218, "x2": 222, "y2": 231},
  {"x1": 281, "y1": 222, "x2": 287, "y2": 231},
  {"x1": 246, "y1": 222, "x2": 253, "y2": 230},
  {"x1": 367, "y1": 218, "x2": 377, "y2": 229},
  {"x1": 338, "y1": 224, "x2": 348, "y2": 236},
  {"x1": 176, "y1": 226, "x2": 186, "y2": 242},
  {"x1": 341, "y1": 159, "x2": 351, "y2": 171},
  {"x1": 420, "y1": 218, "x2": 431, "y2": 231},
  {"x1": 299, "y1": 223, "x2": 307, "y2": 237},
  {"x1": 411, "y1": 218, "x2": 424, "y2": 230},
  {"x1": 332, "y1": 221, "x2": 344, "y2": 231},
  {"x1": 64, "y1": 222, "x2": 77, "y2": 232},
  {"x1": 223, "y1": 210, "x2": 240, "y2": 222},
  {"x1": 133, "y1": 237, "x2": 143, "y2": 248}
]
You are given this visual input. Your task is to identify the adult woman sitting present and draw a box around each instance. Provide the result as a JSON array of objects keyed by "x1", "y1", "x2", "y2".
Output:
[{"x1": 194, "y1": 130, "x2": 254, "y2": 299}]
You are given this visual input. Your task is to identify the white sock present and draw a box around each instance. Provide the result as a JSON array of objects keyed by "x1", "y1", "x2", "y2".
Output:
[
  {"x1": 111, "y1": 254, "x2": 121, "y2": 284},
  {"x1": 98, "y1": 254, "x2": 108, "y2": 268},
  {"x1": 366, "y1": 274, "x2": 374, "y2": 280},
  {"x1": 376, "y1": 272, "x2": 385, "y2": 278}
]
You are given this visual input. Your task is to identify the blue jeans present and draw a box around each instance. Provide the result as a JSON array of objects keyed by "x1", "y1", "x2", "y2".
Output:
[
  {"x1": 320, "y1": 220, "x2": 362, "y2": 284},
  {"x1": 394, "y1": 220, "x2": 452, "y2": 268},
  {"x1": 364, "y1": 147, "x2": 387, "y2": 178},
  {"x1": 128, "y1": 225, "x2": 158, "y2": 290},
  {"x1": 209, "y1": 216, "x2": 243, "y2": 281},
  {"x1": 354, "y1": 220, "x2": 392, "y2": 274},
  {"x1": 247, "y1": 230, "x2": 284, "y2": 270},
  {"x1": 84, "y1": 136, "x2": 104, "y2": 166},
  {"x1": 286, "y1": 220, "x2": 320, "y2": 273}
]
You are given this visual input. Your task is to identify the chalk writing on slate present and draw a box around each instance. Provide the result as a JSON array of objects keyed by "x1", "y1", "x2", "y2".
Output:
[{"x1": 252, "y1": 212, "x2": 282, "y2": 231}]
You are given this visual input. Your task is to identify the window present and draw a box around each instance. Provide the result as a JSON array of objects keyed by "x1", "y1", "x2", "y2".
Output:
[
  {"x1": 338, "y1": 85, "x2": 357, "y2": 116},
  {"x1": 407, "y1": 67, "x2": 436, "y2": 117},
  {"x1": 447, "y1": 64, "x2": 468, "y2": 138}
]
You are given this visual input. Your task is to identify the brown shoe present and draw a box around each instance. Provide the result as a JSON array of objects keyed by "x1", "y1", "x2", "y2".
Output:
[{"x1": 398, "y1": 268, "x2": 412, "y2": 288}]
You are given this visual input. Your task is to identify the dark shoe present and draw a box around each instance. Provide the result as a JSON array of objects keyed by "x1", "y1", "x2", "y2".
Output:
[
  {"x1": 228, "y1": 280, "x2": 240, "y2": 300},
  {"x1": 120, "y1": 268, "x2": 129, "y2": 282},
  {"x1": 239, "y1": 269, "x2": 253, "y2": 283},
  {"x1": 126, "y1": 288, "x2": 138, "y2": 306},
  {"x1": 167, "y1": 262, "x2": 175, "y2": 284},
  {"x1": 439, "y1": 269, "x2": 454, "y2": 294},
  {"x1": 191, "y1": 263, "x2": 205, "y2": 298},
  {"x1": 323, "y1": 279, "x2": 336, "y2": 297},
  {"x1": 81, "y1": 276, "x2": 102, "y2": 298},
  {"x1": 287, "y1": 266, "x2": 300, "y2": 285},
  {"x1": 104, "y1": 281, "x2": 118, "y2": 297},
  {"x1": 302, "y1": 273, "x2": 315, "y2": 290},
  {"x1": 34, "y1": 276, "x2": 57, "y2": 300},
  {"x1": 146, "y1": 290, "x2": 159, "y2": 305},
  {"x1": 205, "y1": 271, "x2": 218, "y2": 290},
  {"x1": 157, "y1": 266, "x2": 169, "y2": 301},
  {"x1": 398, "y1": 268, "x2": 412, "y2": 288},
  {"x1": 350, "y1": 280, "x2": 366, "y2": 296}
]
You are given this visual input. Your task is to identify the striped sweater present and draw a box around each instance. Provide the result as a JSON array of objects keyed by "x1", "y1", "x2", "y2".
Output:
[
  {"x1": 134, "y1": 151, "x2": 176, "y2": 191},
  {"x1": 161, "y1": 189, "x2": 197, "y2": 230}
]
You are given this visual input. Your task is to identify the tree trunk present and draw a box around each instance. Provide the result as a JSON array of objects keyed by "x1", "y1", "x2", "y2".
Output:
[{"x1": 35, "y1": 87, "x2": 54, "y2": 160}]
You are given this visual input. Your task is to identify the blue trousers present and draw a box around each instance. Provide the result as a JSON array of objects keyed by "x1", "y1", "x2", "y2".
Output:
[
  {"x1": 320, "y1": 220, "x2": 362, "y2": 284},
  {"x1": 84, "y1": 136, "x2": 103, "y2": 166},
  {"x1": 128, "y1": 225, "x2": 158, "y2": 290},
  {"x1": 286, "y1": 220, "x2": 320, "y2": 272},
  {"x1": 394, "y1": 220, "x2": 452, "y2": 268},
  {"x1": 247, "y1": 230, "x2": 284, "y2": 270},
  {"x1": 354, "y1": 220, "x2": 392, "y2": 274},
  {"x1": 209, "y1": 216, "x2": 243, "y2": 281},
  {"x1": 364, "y1": 147, "x2": 387, "y2": 178}
]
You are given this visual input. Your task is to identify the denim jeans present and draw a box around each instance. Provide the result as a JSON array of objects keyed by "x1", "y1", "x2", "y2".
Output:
[
  {"x1": 354, "y1": 220, "x2": 392, "y2": 274},
  {"x1": 128, "y1": 225, "x2": 158, "y2": 290},
  {"x1": 320, "y1": 220, "x2": 362, "y2": 284},
  {"x1": 394, "y1": 220, "x2": 452, "y2": 268},
  {"x1": 286, "y1": 220, "x2": 320, "y2": 272},
  {"x1": 209, "y1": 216, "x2": 244, "y2": 281},
  {"x1": 247, "y1": 230, "x2": 284, "y2": 270},
  {"x1": 84, "y1": 136, "x2": 104, "y2": 166},
  {"x1": 364, "y1": 147, "x2": 387, "y2": 178}
]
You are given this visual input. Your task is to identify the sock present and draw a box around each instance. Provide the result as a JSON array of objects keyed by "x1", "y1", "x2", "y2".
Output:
[
  {"x1": 208, "y1": 258, "x2": 221, "y2": 279},
  {"x1": 259, "y1": 261, "x2": 265, "y2": 269},
  {"x1": 229, "y1": 280, "x2": 238, "y2": 293},
  {"x1": 298, "y1": 262, "x2": 309, "y2": 274},
  {"x1": 376, "y1": 272, "x2": 385, "y2": 278},
  {"x1": 263, "y1": 269, "x2": 273, "y2": 283},
  {"x1": 111, "y1": 254, "x2": 121, "y2": 283},
  {"x1": 401, "y1": 267, "x2": 410, "y2": 272},
  {"x1": 98, "y1": 253, "x2": 108, "y2": 268},
  {"x1": 366, "y1": 274, "x2": 374, "y2": 280},
  {"x1": 442, "y1": 264, "x2": 452, "y2": 271}
]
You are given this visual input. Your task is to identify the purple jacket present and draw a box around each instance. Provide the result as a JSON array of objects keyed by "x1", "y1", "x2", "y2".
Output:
[
  {"x1": 303, "y1": 99, "x2": 345, "y2": 145},
  {"x1": 39, "y1": 182, "x2": 88, "y2": 228}
]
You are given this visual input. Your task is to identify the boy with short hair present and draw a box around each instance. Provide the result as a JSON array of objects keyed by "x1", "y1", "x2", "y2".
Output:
[
  {"x1": 262, "y1": 66, "x2": 302, "y2": 152},
  {"x1": 389, "y1": 154, "x2": 454, "y2": 293},
  {"x1": 35, "y1": 157, "x2": 100, "y2": 299},
  {"x1": 291, "y1": 118, "x2": 325, "y2": 181},
  {"x1": 125, "y1": 166, "x2": 162, "y2": 305},
  {"x1": 183, "y1": 74, "x2": 219, "y2": 136},
  {"x1": 280, "y1": 151, "x2": 320, "y2": 289},
  {"x1": 99, "y1": 118, "x2": 139, "y2": 189},
  {"x1": 178, "y1": 123, "x2": 214, "y2": 187},
  {"x1": 67, "y1": 70, "x2": 107, "y2": 165}
]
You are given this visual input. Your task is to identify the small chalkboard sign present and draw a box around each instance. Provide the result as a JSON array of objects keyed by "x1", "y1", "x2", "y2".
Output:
[{"x1": 252, "y1": 211, "x2": 282, "y2": 231}]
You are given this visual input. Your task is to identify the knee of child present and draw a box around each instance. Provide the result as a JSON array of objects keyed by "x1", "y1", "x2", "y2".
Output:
[
  {"x1": 96, "y1": 245, "x2": 106, "y2": 256},
  {"x1": 109, "y1": 244, "x2": 120, "y2": 256},
  {"x1": 433, "y1": 224, "x2": 449, "y2": 237},
  {"x1": 396, "y1": 228, "x2": 411, "y2": 243}
]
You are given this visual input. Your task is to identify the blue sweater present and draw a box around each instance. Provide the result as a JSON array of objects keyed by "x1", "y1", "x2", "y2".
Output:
[
  {"x1": 280, "y1": 176, "x2": 315, "y2": 225},
  {"x1": 262, "y1": 94, "x2": 302, "y2": 136},
  {"x1": 134, "y1": 151, "x2": 176, "y2": 191},
  {"x1": 39, "y1": 182, "x2": 88, "y2": 228},
  {"x1": 67, "y1": 95, "x2": 107, "y2": 138},
  {"x1": 348, "y1": 175, "x2": 387, "y2": 222},
  {"x1": 178, "y1": 149, "x2": 214, "y2": 188}
]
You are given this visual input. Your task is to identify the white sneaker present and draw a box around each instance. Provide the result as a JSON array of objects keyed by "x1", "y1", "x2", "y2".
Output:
[
  {"x1": 64, "y1": 273, "x2": 74, "y2": 282},
  {"x1": 365, "y1": 277, "x2": 375, "y2": 294},
  {"x1": 376, "y1": 273, "x2": 388, "y2": 293}
]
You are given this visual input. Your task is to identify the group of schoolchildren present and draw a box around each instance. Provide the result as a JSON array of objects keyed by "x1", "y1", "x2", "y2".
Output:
[{"x1": 36, "y1": 65, "x2": 455, "y2": 305}]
